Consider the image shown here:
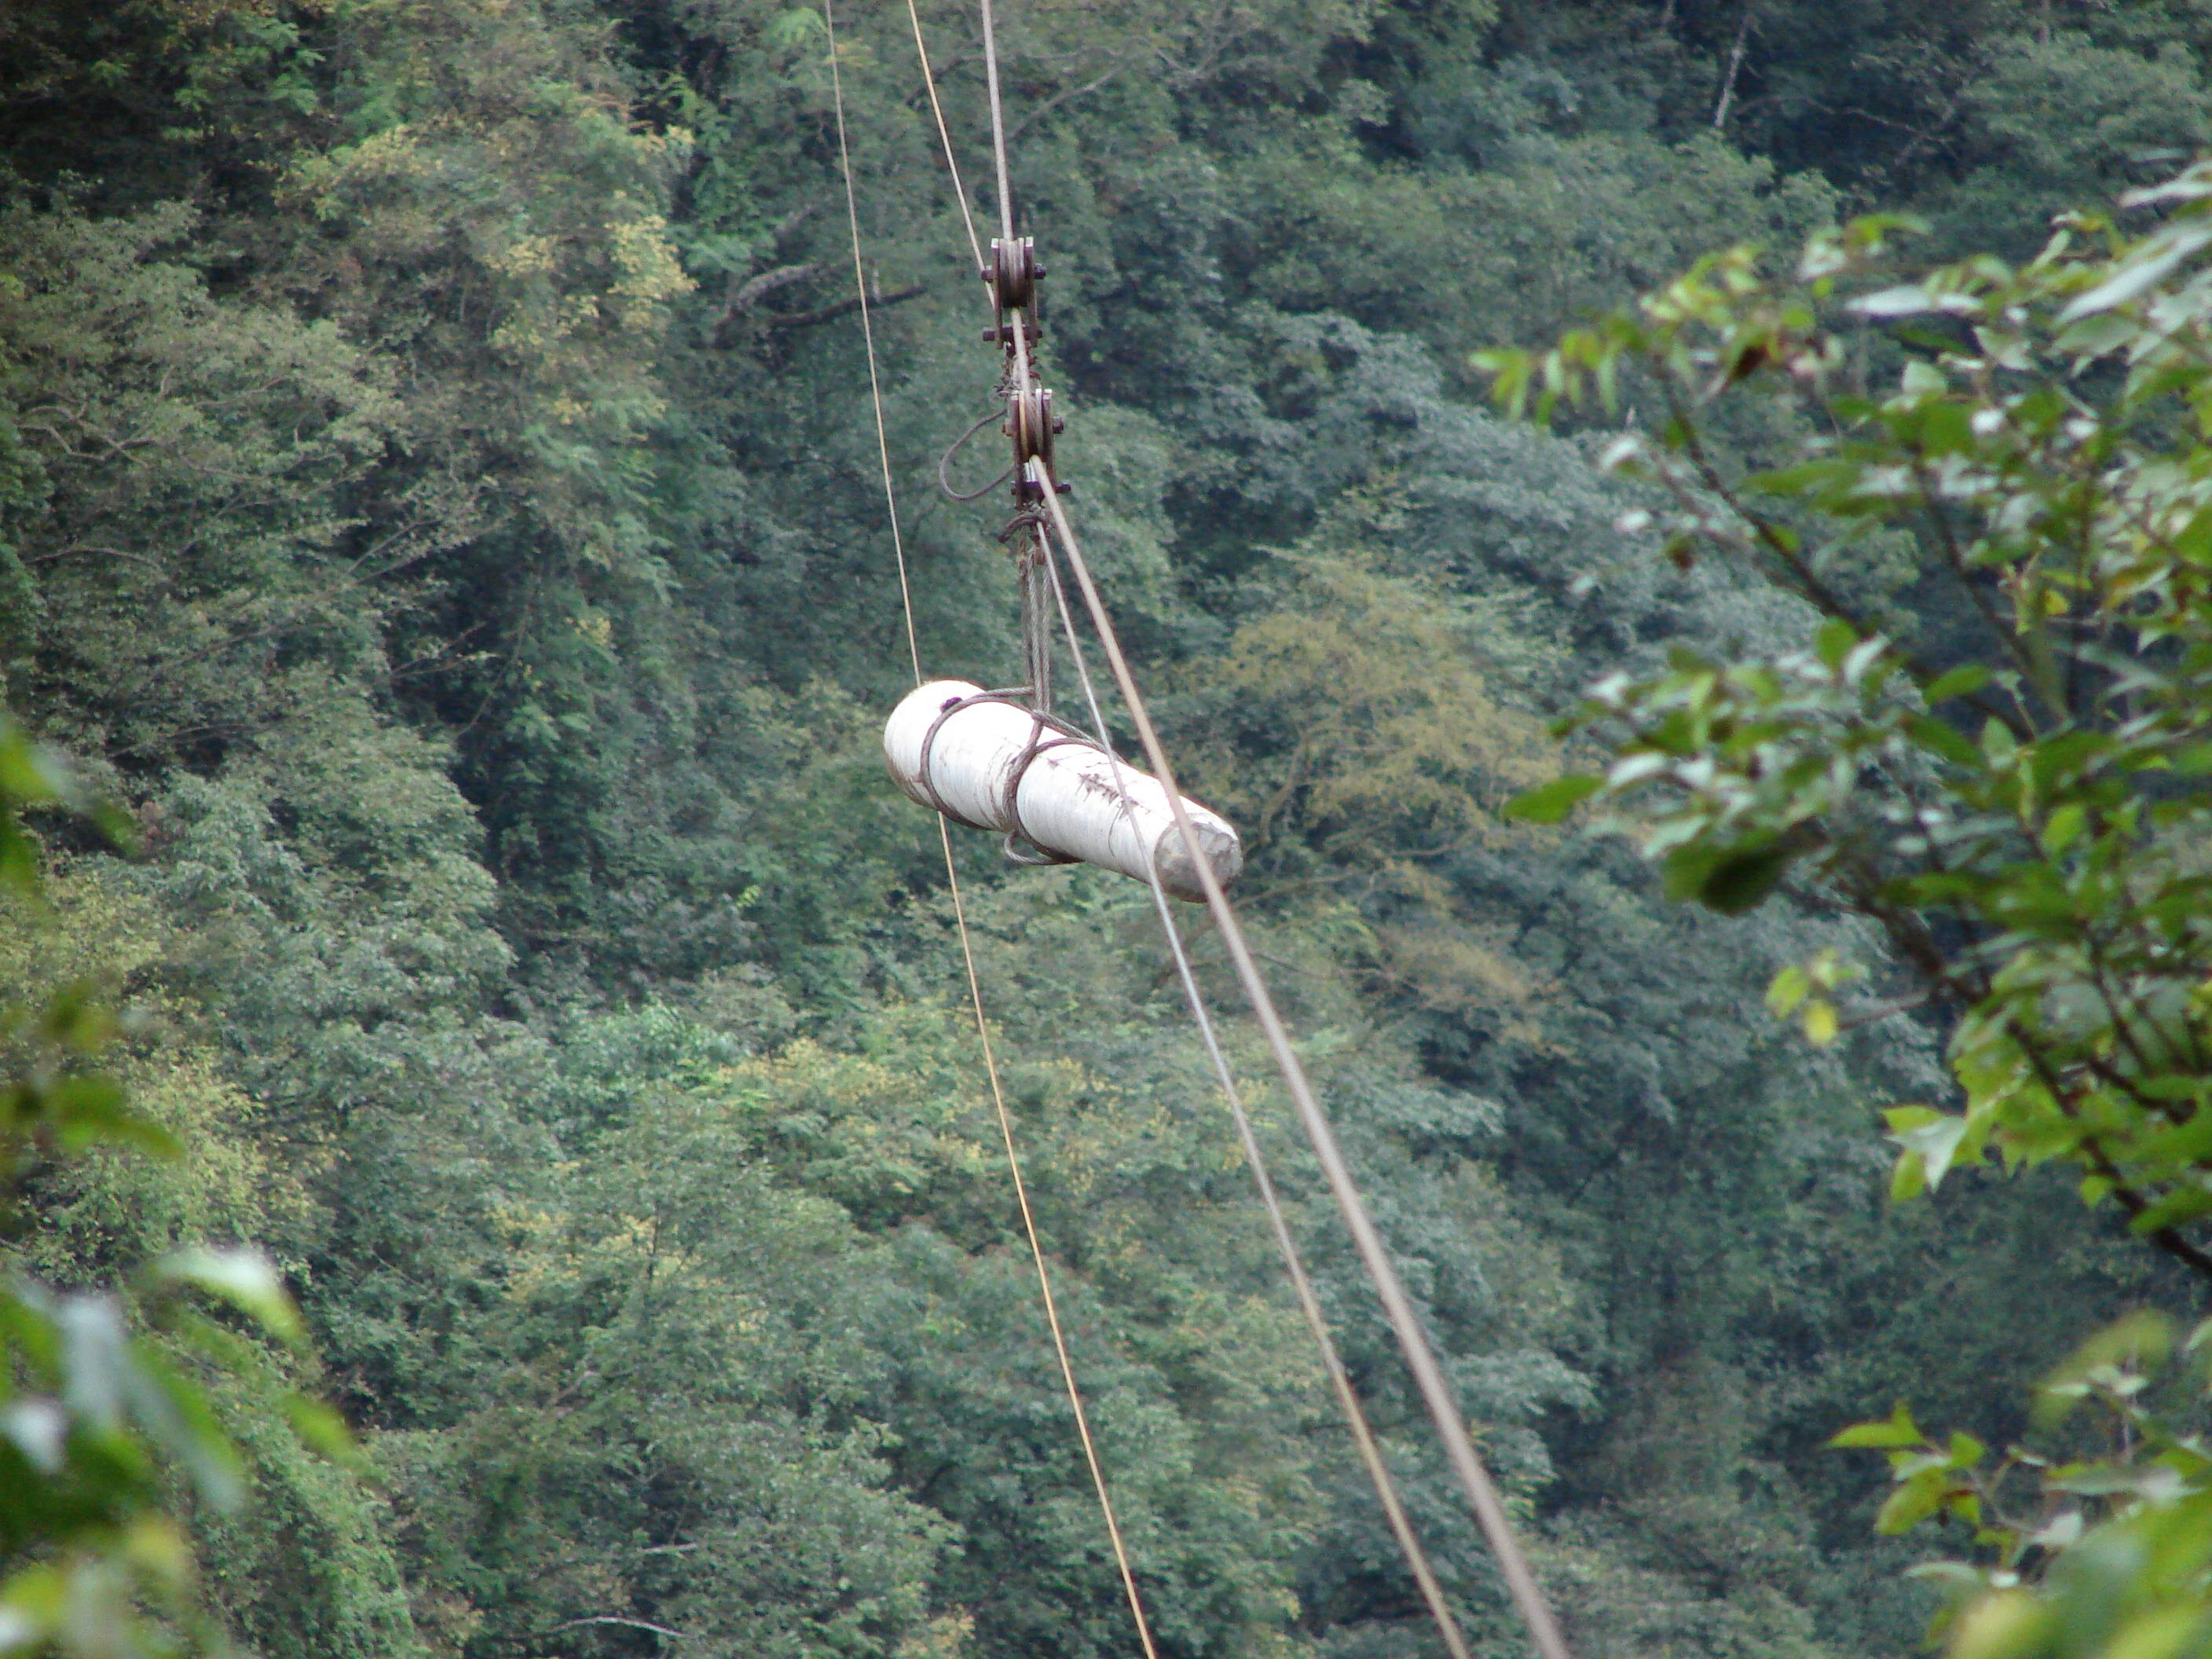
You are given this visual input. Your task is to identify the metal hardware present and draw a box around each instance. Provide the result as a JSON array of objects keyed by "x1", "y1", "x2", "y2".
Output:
[
  {"x1": 983, "y1": 235, "x2": 1041, "y2": 311},
  {"x1": 1003, "y1": 386, "x2": 1063, "y2": 463},
  {"x1": 1004, "y1": 386, "x2": 1071, "y2": 500}
]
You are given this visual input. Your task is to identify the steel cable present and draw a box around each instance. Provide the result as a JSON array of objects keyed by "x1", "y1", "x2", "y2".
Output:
[
  {"x1": 1034, "y1": 526, "x2": 1480, "y2": 1659},
  {"x1": 1031, "y1": 463, "x2": 1576, "y2": 1659},
  {"x1": 899, "y1": 0, "x2": 987, "y2": 273},
  {"x1": 826, "y1": 13, "x2": 1166, "y2": 1659},
  {"x1": 903, "y1": 5, "x2": 1575, "y2": 1654}
]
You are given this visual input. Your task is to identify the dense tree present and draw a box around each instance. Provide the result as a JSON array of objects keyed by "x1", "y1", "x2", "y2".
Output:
[{"x1": 8, "y1": 2, "x2": 2212, "y2": 1657}]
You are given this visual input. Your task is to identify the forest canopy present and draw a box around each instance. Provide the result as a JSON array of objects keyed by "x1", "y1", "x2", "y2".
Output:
[{"x1": 5, "y1": 3, "x2": 2212, "y2": 1659}]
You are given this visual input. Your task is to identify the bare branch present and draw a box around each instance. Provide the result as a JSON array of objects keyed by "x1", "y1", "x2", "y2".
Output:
[
  {"x1": 763, "y1": 282, "x2": 926, "y2": 331},
  {"x1": 554, "y1": 1616, "x2": 690, "y2": 1640}
]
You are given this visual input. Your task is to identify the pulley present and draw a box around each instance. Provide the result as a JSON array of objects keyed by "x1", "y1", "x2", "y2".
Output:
[
  {"x1": 983, "y1": 234, "x2": 1042, "y2": 312},
  {"x1": 1003, "y1": 386, "x2": 1062, "y2": 468},
  {"x1": 1004, "y1": 386, "x2": 1070, "y2": 501}
]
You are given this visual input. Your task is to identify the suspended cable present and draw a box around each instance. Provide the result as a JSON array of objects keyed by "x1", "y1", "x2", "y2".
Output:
[
  {"x1": 1031, "y1": 462, "x2": 1577, "y2": 1659},
  {"x1": 963, "y1": 9, "x2": 1569, "y2": 1648},
  {"x1": 977, "y1": 0, "x2": 1018, "y2": 247},
  {"x1": 1035, "y1": 529, "x2": 1479, "y2": 1659},
  {"x1": 828, "y1": 1, "x2": 921, "y2": 684},
  {"x1": 826, "y1": 13, "x2": 1165, "y2": 1659},
  {"x1": 899, "y1": 0, "x2": 986, "y2": 273},
  {"x1": 948, "y1": 5, "x2": 1572, "y2": 1653},
  {"x1": 975, "y1": 0, "x2": 1046, "y2": 478}
]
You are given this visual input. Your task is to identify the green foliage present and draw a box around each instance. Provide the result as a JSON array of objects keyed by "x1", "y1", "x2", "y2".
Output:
[
  {"x1": 0, "y1": 194, "x2": 401, "y2": 781},
  {"x1": 1486, "y1": 160, "x2": 2212, "y2": 1656},
  {"x1": 0, "y1": 735, "x2": 361, "y2": 1659},
  {"x1": 14, "y1": 2, "x2": 2212, "y2": 1657}
]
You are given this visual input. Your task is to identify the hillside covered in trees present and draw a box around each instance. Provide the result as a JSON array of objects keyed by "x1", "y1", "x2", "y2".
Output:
[{"x1": 5, "y1": 3, "x2": 2212, "y2": 1657}]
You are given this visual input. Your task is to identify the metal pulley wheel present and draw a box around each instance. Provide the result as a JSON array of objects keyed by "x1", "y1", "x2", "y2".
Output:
[
  {"x1": 1003, "y1": 385, "x2": 1063, "y2": 471},
  {"x1": 983, "y1": 235, "x2": 1042, "y2": 311}
]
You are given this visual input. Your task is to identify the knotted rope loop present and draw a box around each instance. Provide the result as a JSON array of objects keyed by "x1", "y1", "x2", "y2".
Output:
[{"x1": 939, "y1": 403, "x2": 1017, "y2": 502}]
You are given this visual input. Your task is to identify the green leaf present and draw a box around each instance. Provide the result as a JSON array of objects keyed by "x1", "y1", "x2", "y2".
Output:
[
  {"x1": 1876, "y1": 1470, "x2": 1950, "y2": 1535},
  {"x1": 2042, "y1": 803, "x2": 2088, "y2": 859},
  {"x1": 2126, "y1": 1185, "x2": 2212, "y2": 1236},
  {"x1": 1766, "y1": 965, "x2": 1811, "y2": 1017},
  {"x1": 1889, "y1": 1110, "x2": 1972, "y2": 1193},
  {"x1": 1830, "y1": 1401, "x2": 1924, "y2": 1449},
  {"x1": 1925, "y1": 665, "x2": 1992, "y2": 705},
  {"x1": 2058, "y1": 219, "x2": 2212, "y2": 320},
  {"x1": 1815, "y1": 617, "x2": 1859, "y2": 670},
  {"x1": 1907, "y1": 715, "x2": 1985, "y2": 771},
  {"x1": 47, "y1": 1079, "x2": 180, "y2": 1158},
  {"x1": 1891, "y1": 1148, "x2": 1927, "y2": 1203},
  {"x1": 286, "y1": 1393, "x2": 364, "y2": 1470},
  {"x1": 1950, "y1": 1593, "x2": 2053, "y2": 1659},
  {"x1": 1670, "y1": 843, "x2": 1798, "y2": 915},
  {"x1": 153, "y1": 1248, "x2": 306, "y2": 1349},
  {"x1": 2036, "y1": 1312, "x2": 2176, "y2": 1427},
  {"x1": 2099, "y1": 1606, "x2": 2210, "y2": 1659},
  {"x1": 1503, "y1": 775, "x2": 1602, "y2": 825},
  {"x1": 1852, "y1": 284, "x2": 1936, "y2": 318}
]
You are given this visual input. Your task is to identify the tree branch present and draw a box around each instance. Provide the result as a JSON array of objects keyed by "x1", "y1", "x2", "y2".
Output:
[
  {"x1": 713, "y1": 262, "x2": 821, "y2": 342},
  {"x1": 1008, "y1": 63, "x2": 1126, "y2": 145},
  {"x1": 555, "y1": 1616, "x2": 690, "y2": 1640},
  {"x1": 763, "y1": 283, "x2": 926, "y2": 331}
]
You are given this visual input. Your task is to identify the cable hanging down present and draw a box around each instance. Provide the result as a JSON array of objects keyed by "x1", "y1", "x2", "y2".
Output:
[
  {"x1": 887, "y1": 6, "x2": 1575, "y2": 1658},
  {"x1": 1031, "y1": 526, "x2": 1480, "y2": 1659},
  {"x1": 822, "y1": 11, "x2": 1167, "y2": 1659},
  {"x1": 1032, "y1": 463, "x2": 1575, "y2": 1659}
]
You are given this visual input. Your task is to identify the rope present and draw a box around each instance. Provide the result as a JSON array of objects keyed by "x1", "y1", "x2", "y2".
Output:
[
  {"x1": 938, "y1": 404, "x2": 1017, "y2": 500},
  {"x1": 826, "y1": 16, "x2": 1164, "y2": 1659},
  {"x1": 1035, "y1": 529, "x2": 1480, "y2": 1659},
  {"x1": 828, "y1": 0, "x2": 922, "y2": 686},
  {"x1": 961, "y1": 8, "x2": 1559, "y2": 1648},
  {"x1": 914, "y1": 6, "x2": 1570, "y2": 1655},
  {"x1": 1031, "y1": 461, "x2": 1577, "y2": 1659},
  {"x1": 976, "y1": 0, "x2": 1045, "y2": 478},
  {"x1": 978, "y1": 0, "x2": 1018, "y2": 249},
  {"x1": 1017, "y1": 533, "x2": 1054, "y2": 714},
  {"x1": 900, "y1": 0, "x2": 986, "y2": 273},
  {"x1": 911, "y1": 687, "x2": 1086, "y2": 860}
]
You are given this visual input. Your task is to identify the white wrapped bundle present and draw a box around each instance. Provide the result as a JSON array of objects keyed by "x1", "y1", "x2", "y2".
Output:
[{"x1": 884, "y1": 679, "x2": 1242, "y2": 903}]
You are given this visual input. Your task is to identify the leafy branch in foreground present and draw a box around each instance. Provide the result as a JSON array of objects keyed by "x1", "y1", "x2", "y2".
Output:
[
  {"x1": 0, "y1": 716, "x2": 332, "y2": 1659},
  {"x1": 1485, "y1": 163, "x2": 2212, "y2": 1657}
]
